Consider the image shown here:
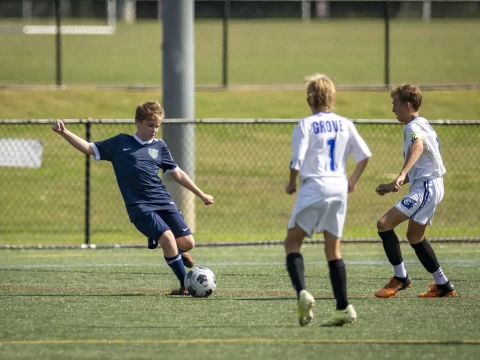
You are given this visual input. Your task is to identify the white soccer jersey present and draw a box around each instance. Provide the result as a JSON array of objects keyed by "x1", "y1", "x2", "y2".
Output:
[
  {"x1": 403, "y1": 117, "x2": 446, "y2": 183},
  {"x1": 290, "y1": 112, "x2": 372, "y2": 181}
]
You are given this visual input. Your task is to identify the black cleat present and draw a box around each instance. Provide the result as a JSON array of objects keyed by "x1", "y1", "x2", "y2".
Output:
[{"x1": 147, "y1": 238, "x2": 158, "y2": 249}]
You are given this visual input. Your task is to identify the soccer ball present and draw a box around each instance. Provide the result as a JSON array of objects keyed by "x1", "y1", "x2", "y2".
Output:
[{"x1": 184, "y1": 267, "x2": 216, "y2": 298}]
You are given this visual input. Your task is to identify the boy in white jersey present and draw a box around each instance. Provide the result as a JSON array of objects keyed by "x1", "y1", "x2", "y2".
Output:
[
  {"x1": 374, "y1": 84, "x2": 456, "y2": 298},
  {"x1": 284, "y1": 74, "x2": 371, "y2": 327}
]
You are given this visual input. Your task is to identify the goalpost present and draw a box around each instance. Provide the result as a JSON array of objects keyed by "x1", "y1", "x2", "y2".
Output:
[{"x1": 0, "y1": 0, "x2": 116, "y2": 35}]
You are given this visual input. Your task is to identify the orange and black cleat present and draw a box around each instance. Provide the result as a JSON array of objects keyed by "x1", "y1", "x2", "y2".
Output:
[
  {"x1": 375, "y1": 276, "x2": 412, "y2": 298},
  {"x1": 418, "y1": 282, "x2": 456, "y2": 298}
]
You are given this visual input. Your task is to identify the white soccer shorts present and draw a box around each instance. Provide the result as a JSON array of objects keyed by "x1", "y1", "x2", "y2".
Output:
[
  {"x1": 394, "y1": 177, "x2": 444, "y2": 225},
  {"x1": 288, "y1": 177, "x2": 347, "y2": 238}
]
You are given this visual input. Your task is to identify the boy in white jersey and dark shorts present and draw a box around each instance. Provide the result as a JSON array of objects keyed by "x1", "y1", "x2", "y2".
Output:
[
  {"x1": 52, "y1": 101, "x2": 214, "y2": 295},
  {"x1": 284, "y1": 74, "x2": 371, "y2": 327},
  {"x1": 375, "y1": 84, "x2": 456, "y2": 298}
]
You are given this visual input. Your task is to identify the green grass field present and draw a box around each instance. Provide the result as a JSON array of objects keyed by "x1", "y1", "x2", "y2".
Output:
[
  {"x1": 0, "y1": 89, "x2": 479, "y2": 245},
  {"x1": 1, "y1": 19, "x2": 479, "y2": 86},
  {"x1": 1, "y1": 15, "x2": 479, "y2": 360},
  {"x1": 1, "y1": 244, "x2": 479, "y2": 359}
]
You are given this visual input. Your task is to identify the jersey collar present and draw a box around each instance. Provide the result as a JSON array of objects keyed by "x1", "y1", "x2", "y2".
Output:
[{"x1": 133, "y1": 134, "x2": 157, "y2": 145}]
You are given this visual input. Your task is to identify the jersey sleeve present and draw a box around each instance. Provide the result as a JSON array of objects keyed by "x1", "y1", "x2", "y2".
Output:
[
  {"x1": 92, "y1": 134, "x2": 121, "y2": 161},
  {"x1": 289, "y1": 120, "x2": 309, "y2": 170},
  {"x1": 405, "y1": 122, "x2": 424, "y2": 145},
  {"x1": 347, "y1": 121, "x2": 372, "y2": 162},
  {"x1": 160, "y1": 143, "x2": 179, "y2": 174}
]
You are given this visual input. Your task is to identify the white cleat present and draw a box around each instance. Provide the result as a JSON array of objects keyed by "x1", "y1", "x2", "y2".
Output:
[
  {"x1": 298, "y1": 290, "x2": 315, "y2": 327},
  {"x1": 320, "y1": 304, "x2": 357, "y2": 327}
]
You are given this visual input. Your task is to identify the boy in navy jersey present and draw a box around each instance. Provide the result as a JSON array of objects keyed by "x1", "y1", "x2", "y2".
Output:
[{"x1": 52, "y1": 101, "x2": 214, "y2": 295}]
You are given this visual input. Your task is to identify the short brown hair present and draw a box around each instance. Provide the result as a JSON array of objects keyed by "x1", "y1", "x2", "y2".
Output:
[
  {"x1": 305, "y1": 73, "x2": 336, "y2": 109},
  {"x1": 135, "y1": 100, "x2": 165, "y2": 122},
  {"x1": 390, "y1": 84, "x2": 423, "y2": 111}
]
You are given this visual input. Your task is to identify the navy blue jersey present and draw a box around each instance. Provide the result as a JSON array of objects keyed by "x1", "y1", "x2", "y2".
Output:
[{"x1": 91, "y1": 134, "x2": 178, "y2": 221}]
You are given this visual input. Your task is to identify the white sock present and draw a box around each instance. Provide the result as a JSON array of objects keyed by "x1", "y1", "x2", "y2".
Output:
[
  {"x1": 433, "y1": 267, "x2": 448, "y2": 285},
  {"x1": 393, "y1": 262, "x2": 407, "y2": 278}
]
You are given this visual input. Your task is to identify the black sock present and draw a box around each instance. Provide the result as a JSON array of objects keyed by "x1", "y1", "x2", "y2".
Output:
[
  {"x1": 379, "y1": 230, "x2": 403, "y2": 266},
  {"x1": 328, "y1": 259, "x2": 349, "y2": 310},
  {"x1": 411, "y1": 238, "x2": 440, "y2": 273},
  {"x1": 286, "y1": 253, "x2": 305, "y2": 298}
]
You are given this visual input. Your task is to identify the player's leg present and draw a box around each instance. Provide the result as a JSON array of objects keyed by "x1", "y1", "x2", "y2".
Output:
[
  {"x1": 158, "y1": 231, "x2": 189, "y2": 295},
  {"x1": 375, "y1": 207, "x2": 412, "y2": 298},
  {"x1": 320, "y1": 231, "x2": 357, "y2": 327},
  {"x1": 285, "y1": 224, "x2": 307, "y2": 296},
  {"x1": 407, "y1": 220, "x2": 456, "y2": 298},
  {"x1": 134, "y1": 212, "x2": 188, "y2": 294},
  {"x1": 176, "y1": 235, "x2": 195, "y2": 268},
  {"x1": 284, "y1": 224, "x2": 314, "y2": 326},
  {"x1": 161, "y1": 208, "x2": 196, "y2": 268},
  {"x1": 407, "y1": 178, "x2": 455, "y2": 297}
]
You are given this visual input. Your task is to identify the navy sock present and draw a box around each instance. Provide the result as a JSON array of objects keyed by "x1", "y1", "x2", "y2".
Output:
[
  {"x1": 379, "y1": 230, "x2": 403, "y2": 266},
  {"x1": 286, "y1": 253, "x2": 305, "y2": 298},
  {"x1": 328, "y1": 259, "x2": 349, "y2": 310},
  {"x1": 165, "y1": 253, "x2": 187, "y2": 287}
]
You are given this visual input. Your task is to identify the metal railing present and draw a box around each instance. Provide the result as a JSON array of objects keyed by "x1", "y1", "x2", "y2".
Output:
[
  {"x1": 1, "y1": 0, "x2": 479, "y2": 88},
  {"x1": 1, "y1": 118, "x2": 479, "y2": 247}
]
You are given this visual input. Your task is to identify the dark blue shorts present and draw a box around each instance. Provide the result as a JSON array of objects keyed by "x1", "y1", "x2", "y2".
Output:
[{"x1": 132, "y1": 208, "x2": 192, "y2": 242}]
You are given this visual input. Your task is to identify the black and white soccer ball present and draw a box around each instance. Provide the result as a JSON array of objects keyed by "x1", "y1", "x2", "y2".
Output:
[{"x1": 184, "y1": 267, "x2": 216, "y2": 298}]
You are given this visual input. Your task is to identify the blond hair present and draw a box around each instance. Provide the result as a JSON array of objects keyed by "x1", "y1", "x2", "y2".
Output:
[
  {"x1": 390, "y1": 84, "x2": 423, "y2": 111},
  {"x1": 305, "y1": 73, "x2": 336, "y2": 110},
  {"x1": 135, "y1": 100, "x2": 165, "y2": 122}
]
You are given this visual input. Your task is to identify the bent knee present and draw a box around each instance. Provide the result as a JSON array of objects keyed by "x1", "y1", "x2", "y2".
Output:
[
  {"x1": 406, "y1": 231, "x2": 424, "y2": 244},
  {"x1": 177, "y1": 235, "x2": 195, "y2": 251},
  {"x1": 377, "y1": 218, "x2": 389, "y2": 232}
]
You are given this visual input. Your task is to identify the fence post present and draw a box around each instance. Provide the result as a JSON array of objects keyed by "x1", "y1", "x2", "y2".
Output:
[
  {"x1": 423, "y1": 0, "x2": 432, "y2": 23},
  {"x1": 54, "y1": 0, "x2": 62, "y2": 86},
  {"x1": 162, "y1": 0, "x2": 196, "y2": 232},
  {"x1": 316, "y1": 0, "x2": 330, "y2": 19},
  {"x1": 301, "y1": 1, "x2": 311, "y2": 21},
  {"x1": 384, "y1": 0, "x2": 391, "y2": 88},
  {"x1": 22, "y1": 0, "x2": 33, "y2": 18},
  {"x1": 222, "y1": 0, "x2": 230, "y2": 88},
  {"x1": 85, "y1": 121, "x2": 91, "y2": 246}
]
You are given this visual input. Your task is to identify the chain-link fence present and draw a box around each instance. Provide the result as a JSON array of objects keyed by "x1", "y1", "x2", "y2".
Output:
[
  {"x1": 1, "y1": 119, "x2": 479, "y2": 247},
  {"x1": 0, "y1": 0, "x2": 479, "y2": 88}
]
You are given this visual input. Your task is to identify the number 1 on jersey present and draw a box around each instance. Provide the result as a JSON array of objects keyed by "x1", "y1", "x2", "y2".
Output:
[{"x1": 327, "y1": 138, "x2": 336, "y2": 171}]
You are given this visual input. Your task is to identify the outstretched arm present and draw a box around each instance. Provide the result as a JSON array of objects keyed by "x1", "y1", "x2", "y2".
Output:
[
  {"x1": 169, "y1": 169, "x2": 214, "y2": 205},
  {"x1": 52, "y1": 120, "x2": 94, "y2": 155}
]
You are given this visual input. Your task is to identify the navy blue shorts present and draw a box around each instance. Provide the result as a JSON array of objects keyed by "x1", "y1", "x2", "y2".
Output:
[{"x1": 132, "y1": 208, "x2": 192, "y2": 242}]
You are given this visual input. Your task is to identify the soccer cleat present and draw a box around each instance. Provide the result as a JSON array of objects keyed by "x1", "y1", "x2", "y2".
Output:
[
  {"x1": 298, "y1": 290, "x2": 315, "y2": 327},
  {"x1": 169, "y1": 286, "x2": 190, "y2": 296},
  {"x1": 180, "y1": 252, "x2": 195, "y2": 268},
  {"x1": 320, "y1": 304, "x2": 357, "y2": 327},
  {"x1": 418, "y1": 281, "x2": 456, "y2": 298},
  {"x1": 374, "y1": 276, "x2": 412, "y2": 298},
  {"x1": 147, "y1": 238, "x2": 158, "y2": 249}
]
